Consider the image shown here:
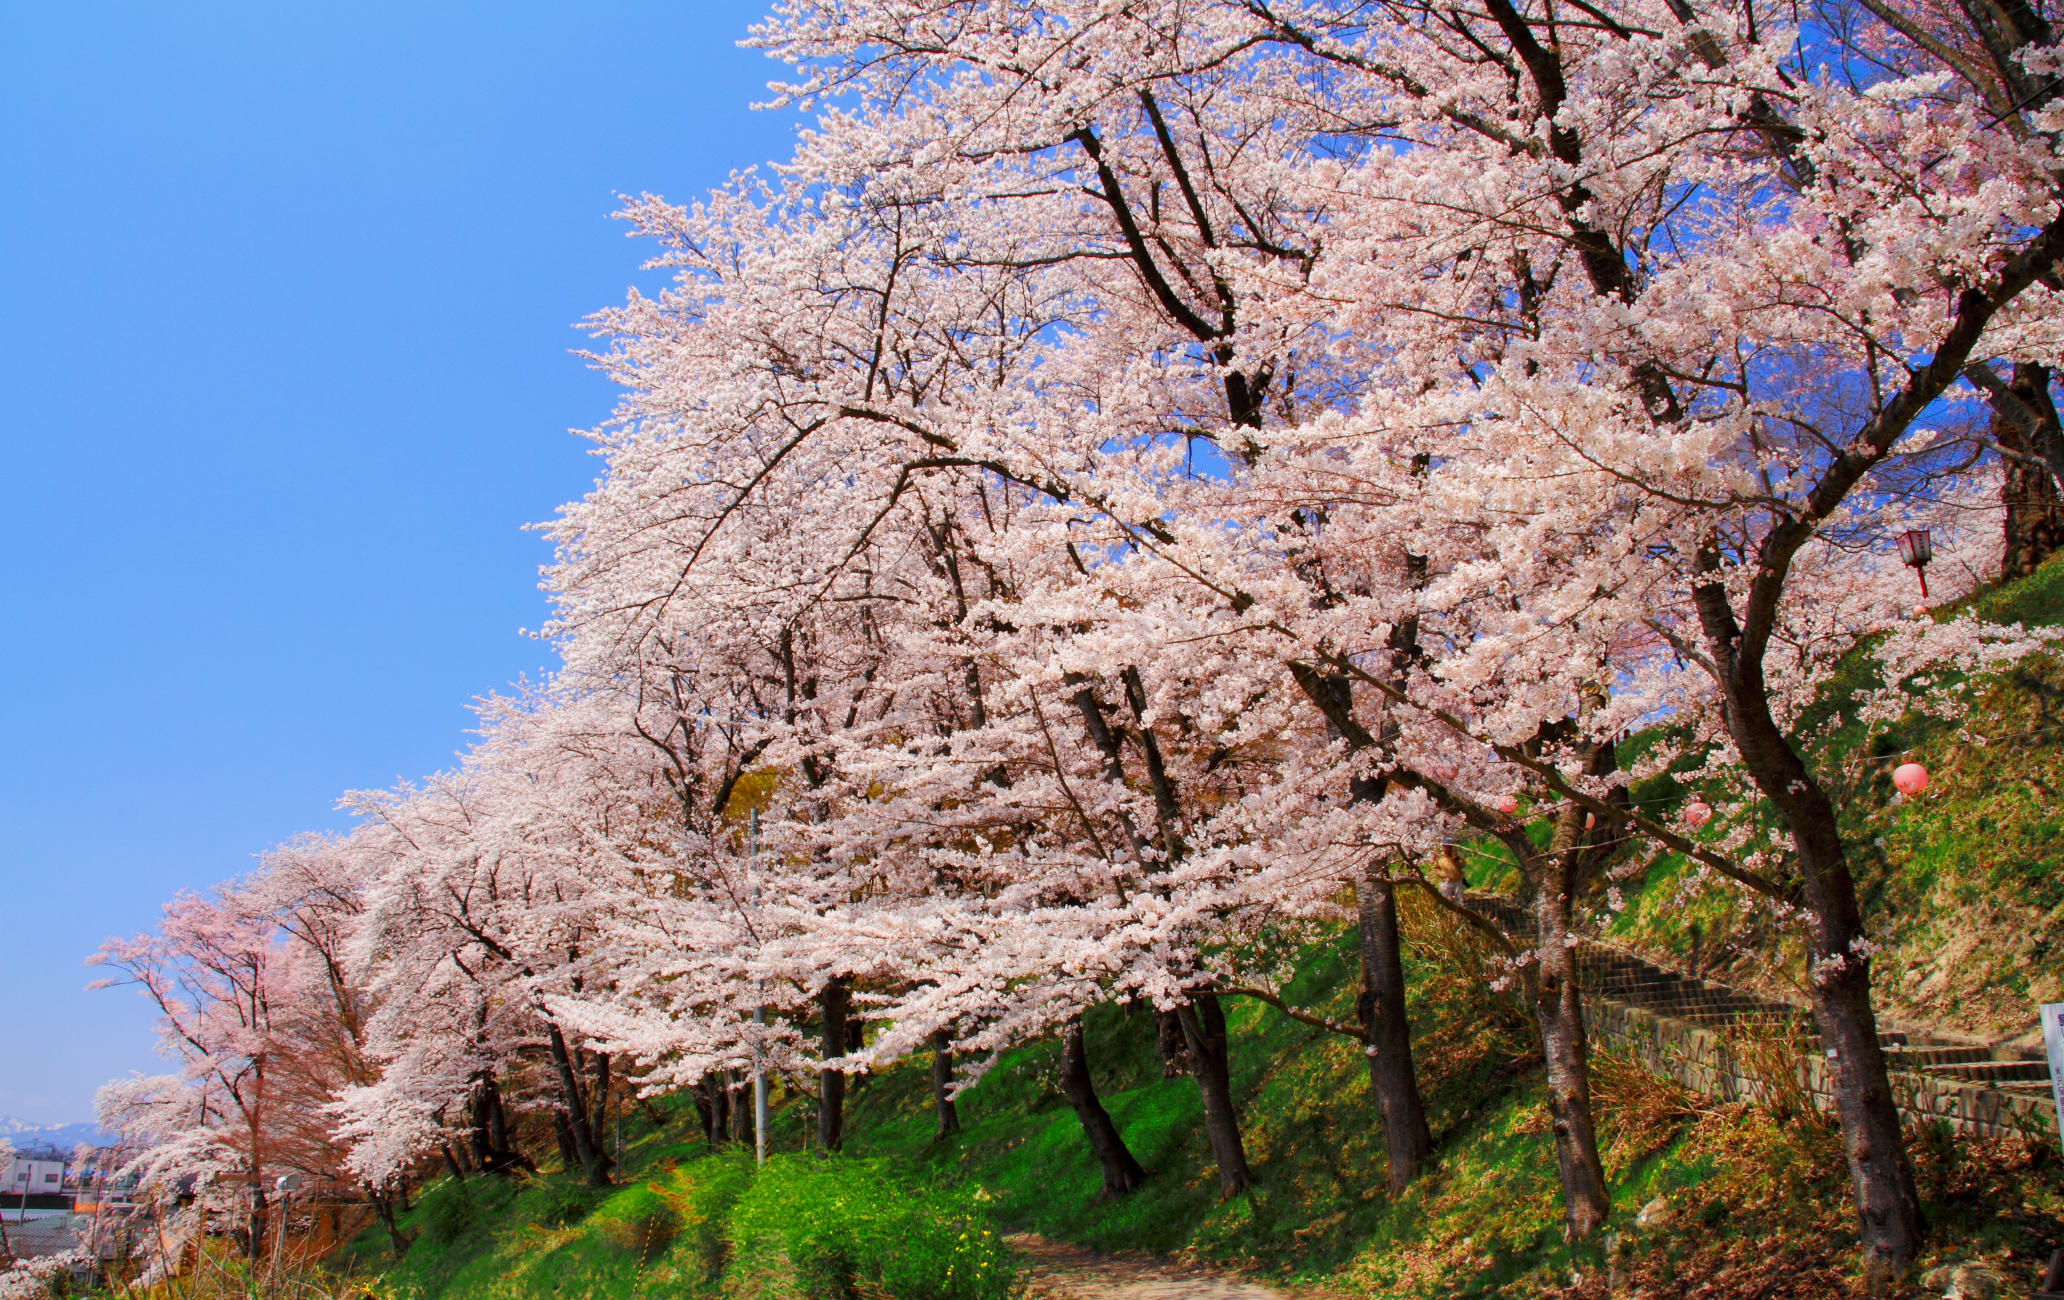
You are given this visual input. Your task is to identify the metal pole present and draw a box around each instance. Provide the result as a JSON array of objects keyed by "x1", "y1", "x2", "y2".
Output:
[
  {"x1": 754, "y1": 1008, "x2": 770, "y2": 1167},
  {"x1": 750, "y1": 809, "x2": 768, "y2": 1167}
]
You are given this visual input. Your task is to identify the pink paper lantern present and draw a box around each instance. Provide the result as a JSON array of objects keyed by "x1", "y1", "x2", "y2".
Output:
[
  {"x1": 1496, "y1": 794, "x2": 1519, "y2": 815},
  {"x1": 1683, "y1": 800, "x2": 1713, "y2": 828},
  {"x1": 1892, "y1": 763, "x2": 1929, "y2": 797},
  {"x1": 1913, "y1": 604, "x2": 1930, "y2": 618}
]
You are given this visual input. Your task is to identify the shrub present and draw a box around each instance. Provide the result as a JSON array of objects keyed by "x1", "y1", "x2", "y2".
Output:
[
  {"x1": 419, "y1": 1186, "x2": 481, "y2": 1246},
  {"x1": 726, "y1": 1155, "x2": 1015, "y2": 1300},
  {"x1": 513, "y1": 1176, "x2": 606, "y2": 1228}
]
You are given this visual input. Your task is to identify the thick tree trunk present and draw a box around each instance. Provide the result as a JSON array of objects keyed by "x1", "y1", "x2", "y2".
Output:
[
  {"x1": 931, "y1": 1030, "x2": 962, "y2": 1138},
  {"x1": 1526, "y1": 879, "x2": 1611, "y2": 1241},
  {"x1": 1175, "y1": 993, "x2": 1255, "y2": 1198},
  {"x1": 1357, "y1": 869, "x2": 1433, "y2": 1194},
  {"x1": 1714, "y1": 650, "x2": 1924, "y2": 1287},
  {"x1": 1996, "y1": 363, "x2": 2064, "y2": 579},
  {"x1": 818, "y1": 978, "x2": 849, "y2": 1153},
  {"x1": 1058, "y1": 1017, "x2": 1149, "y2": 1199},
  {"x1": 465, "y1": 1073, "x2": 525, "y2": 1175},
  {"x1": 1287, "y1": 661, "x2": 1435, "y2": 1193}
]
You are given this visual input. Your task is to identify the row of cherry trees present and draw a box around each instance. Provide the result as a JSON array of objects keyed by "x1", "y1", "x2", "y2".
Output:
[{"x1": 93, "y1": 0, "x2": 2064, "y2": 1287}]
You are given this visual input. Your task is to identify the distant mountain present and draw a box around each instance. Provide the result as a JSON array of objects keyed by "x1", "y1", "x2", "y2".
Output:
[{"x1": 0, "y1": 1117, "x2": 117, "y2": 1156}]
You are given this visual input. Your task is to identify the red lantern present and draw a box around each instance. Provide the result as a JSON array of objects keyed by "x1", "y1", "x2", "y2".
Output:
[
  {"x1": 1684, "y1": 800, "x2": 1713, "y2": 828},
  {"x1": 1895, "y1": 528, "x2": 1933, "y2": 598},
  {"x1": 1892, "y1": 763, "x2": 1929, "y2": 797},
  {"x1": 1496, "y1": 794, "x2": 1519, "y2": 815}
]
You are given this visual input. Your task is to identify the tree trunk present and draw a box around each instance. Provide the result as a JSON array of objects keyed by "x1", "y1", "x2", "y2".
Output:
[
  {"x1": 818, "y1": 978, "x2": 849, "y2": 1153},
  {"x1": 1357, "y1": 868, "x2": 1433, "y2": 1194},
  {"x1": 1286, "y1": 660, "x2": 1435, "y2": 1193},
  {"x1": 729, "y1": 1072, "x2": 752, "y2": 1144},
  {"x1": 1057, "y1": 1017, "x2": 1149, "y2": 1200},
  {"x1": 370, "y1": 1186, "x2": 409, "y2": 1260},
  {"x1": 1175, "y1": 993, "x2": 1255, "y2": 1198},
  {"x1": 1996, "y1": 363, "x2": 2064, "y2": 579},
  {"x1": 466, "y1": 1073, "x2": 524, "y2": 1175},
  {"x1": 1526, "y1": 878, "x2": 1610, "y2": 1241},
  {"x1": 543, "y1": 1022, "x2": 611, "y2": 1186},
  {"x1": 931, "y1": 1029, "x2": 962, "y2": 1138},
  {"x1": 1155, "y1": 1010, "x2": 1191, "y2": 1077},
  {"x1": 1712, "y1": 643, "x2": 1925, "y2": 1287},
  {"x1": 245, "y1": 1181, "x2": 267, "y2": 1263},
  {"x1": 587, "y1": 1051, "x2": 612, "y2": 1157}
]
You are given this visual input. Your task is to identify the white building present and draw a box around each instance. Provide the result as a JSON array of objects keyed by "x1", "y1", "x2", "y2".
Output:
[{"x1": 2, "y1": 1155, "x2": 67, "y2": 1198}]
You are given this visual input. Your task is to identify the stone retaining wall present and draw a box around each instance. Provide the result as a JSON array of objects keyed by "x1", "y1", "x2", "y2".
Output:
[{"x1": 1582, "y1": 994, "x2": 2050, "y2": 1139}]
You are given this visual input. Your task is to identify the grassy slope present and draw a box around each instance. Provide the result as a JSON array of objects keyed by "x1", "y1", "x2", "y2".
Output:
[
  {"x1": 1596, "y1": 554, "x2": 2064, "y2": 1040},
  {"x1": 835, "y1": 900, "x2": 2064, "y2": 1298}
]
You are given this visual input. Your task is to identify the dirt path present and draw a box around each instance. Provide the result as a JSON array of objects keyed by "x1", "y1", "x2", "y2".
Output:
[{"x1": 1012, "y1": 1234, "x2": 1298, "y2": 1300}]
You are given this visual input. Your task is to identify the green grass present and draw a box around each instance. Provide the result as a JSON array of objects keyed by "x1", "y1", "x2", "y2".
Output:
[
  {"x1": 1601, "y1": 553, "x2": 2064, "y2": 1034},
  {"x1": 331, "y1": 1119, "x2": 1011, "y2": 1300}
]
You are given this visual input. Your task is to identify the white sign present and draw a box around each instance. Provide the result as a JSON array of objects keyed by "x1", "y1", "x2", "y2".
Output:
[{"x1": 2042, "y1": 1002, "x2": 2064, "y2": 1150}]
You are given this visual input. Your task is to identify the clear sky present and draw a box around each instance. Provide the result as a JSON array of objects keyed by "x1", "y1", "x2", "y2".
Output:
[{"x1": 0, "y1": 1, "x2": 801, "y2": 1126}]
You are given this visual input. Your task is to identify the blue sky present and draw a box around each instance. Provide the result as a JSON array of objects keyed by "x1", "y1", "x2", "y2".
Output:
[{"x1": 0, "y1": 1, "x2": 800, "y2": 1126}]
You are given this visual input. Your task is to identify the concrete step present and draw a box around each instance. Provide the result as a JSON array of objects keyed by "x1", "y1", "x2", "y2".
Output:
[{"x1": 1924, "y1": 1059, "x2": 2051, "y2": 1084}]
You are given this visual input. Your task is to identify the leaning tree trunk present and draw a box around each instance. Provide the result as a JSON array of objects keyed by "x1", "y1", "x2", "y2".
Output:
[
  {"x1": 817, "y1": 977, "x2": 849, "y2": 1153},
  {"x1": 1722, "y1": 664, "x2": 1924, "y2": 1287},
  {"x1": 1057, "y1": 1017, "x2": 1149, "y2": 1199},
  {"x1": 1526, "y1": 875, "x2": 1611, "y2": 1241},
  {"x1": 931, "y1": 1030, "x2": 962, "y2": 1138},
  {"x1": 1358, "y1": 867, "x2": 1433, "y2": 1194},
  {"x1": 1175, "y1": 993, "x2": 1255, "y2": 1198},
  {"x1": 543, "y1": 1022, "x2": 611, "y2": 1186}
]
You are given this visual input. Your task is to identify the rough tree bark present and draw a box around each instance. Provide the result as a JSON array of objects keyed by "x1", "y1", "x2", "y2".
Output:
[
  {"x1": 1288, "y1": 661, "x2": 1435, "y2": 1192},
  {"x1": 1175, "y1": 993, "x2": 1255, "y2": 1198},
  {"x1": 543, "y1": 1021, "x2": 611, "y2": 1186},
  {"x1": 1993, "y1": 362, "x2": 2064, "y2": 579},
  {"x1": 1057, "y1": 1017, "x2": 1149, "y2": 1200},
  {"x1": 817, "y1": 977, "x2": 849, "y2": 1153},
  {"x1": 1524, "y1": 858, "x2": 1610, "y2": 1240},
  {"x1": 1356, "y1": 868, "x2": 1434, "y2": 1194}
]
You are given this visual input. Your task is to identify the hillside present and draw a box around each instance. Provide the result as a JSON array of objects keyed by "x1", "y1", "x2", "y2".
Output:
[
  {"x1": 331, "y1": 896, "x2": 2063, "y2": 1300},
  {"x1": 318, "y1": 558, "x2": 2064, "y2": 1300},
  {"x1": 1595, "y1": 554, "x2": 2064, "y2": 1044}
]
